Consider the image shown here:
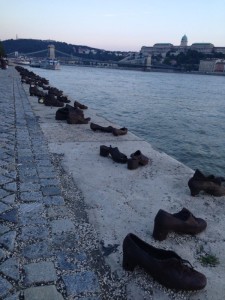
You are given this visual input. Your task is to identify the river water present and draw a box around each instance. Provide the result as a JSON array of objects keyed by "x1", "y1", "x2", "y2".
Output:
[{"x1": 29, "y1": 65, "x2": 225, "y2": 177}]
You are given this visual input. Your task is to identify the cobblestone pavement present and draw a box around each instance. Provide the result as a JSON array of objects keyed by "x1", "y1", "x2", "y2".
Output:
[{"x1": 0, "y1": 67, "x2": 128, "y2": 300}]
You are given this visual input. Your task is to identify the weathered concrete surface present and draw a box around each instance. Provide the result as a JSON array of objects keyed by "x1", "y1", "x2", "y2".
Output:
[
  {"x1": 1, "y1": 66, "x2": 224, "y2": 299},
  {"x1": 24, "y1": 70, "x2": 225, "y2": 300}
]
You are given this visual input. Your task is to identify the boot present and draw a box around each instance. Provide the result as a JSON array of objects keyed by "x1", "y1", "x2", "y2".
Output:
[
  {"x1": 29, "y1": 84, "x2": 37, "y2": 96},
  {"x1": 90, "y1": 122, "x2": 114, "y2": 133},
  {"x1": 123, "y1": 233, "x2": 206, "y2": 291},
  {"x1": 29, "y1": 84, "x2": 45, "y2": 97},
  {"x1": 57, "y1": 95, "x2": 71, "y2": 103},
  {"x1": 55, "y1": 104, "x2": 78, "y2": 120},
  {"x1": 67, "y1": 111, "x2": 90, "y2": 124},
  {"x1": 153, "y1": 208, "x2": 207, "y2": 241},
  {"x1": 44, "y1": 94, "x2": 64, "y2": 107},
  {"x1": 188, "y1": 169, "x2": 225, "y2": 196}
]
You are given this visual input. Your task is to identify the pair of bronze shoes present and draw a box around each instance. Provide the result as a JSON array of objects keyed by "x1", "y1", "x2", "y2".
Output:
[
  {"x1": 55, "y1": 104, "x2": 91, "y2": 124},
  {"x1": 90, "y1": 122, "x2": 128, "y2": 136},
  {"x1": 188, "y1": 169, "x2": 225, "y2": 196},
  {"x1": 122, "y1": 208, "x2": 207, "y2": 291},
  {"x1": 100, "y1": 146, "x2": 149, "y2": 168}
]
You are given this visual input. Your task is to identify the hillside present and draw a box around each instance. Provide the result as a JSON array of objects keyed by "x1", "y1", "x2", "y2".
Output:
[{"x1": 2, "y1": 39, "x2": 129, "y2": 61}]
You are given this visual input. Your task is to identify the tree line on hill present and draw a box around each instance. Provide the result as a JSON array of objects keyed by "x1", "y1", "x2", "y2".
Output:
[
  {"x1": 0, "y1": 41, "x2": 6, "y2": 57},
  {"x1": 2, "y1": 39, "x2": 128, "y2": 61}
]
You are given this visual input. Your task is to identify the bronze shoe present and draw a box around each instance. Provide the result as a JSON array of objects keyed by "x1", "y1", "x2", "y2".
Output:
[
  {"x1": 74, "y1": 100, "x2": 88, "y2": 109},
  {"x1": 67, "y1": 110, "x2": 90, "y2": 124},
  {"x1": 67, "y1": 113, "x2": 91, "y2": 124},
  {"x1": 56, "y1": 105, "x2": 83, "y2": 120},
  {"x1": 188, "y1": 169, "x2": 225, "y2": 196},
  {"x1": 123, "y1": 233, "x2": 206, "y2": 291},
  {"x1": 100, "y1": 145, "x2": 127, "y2": 163},
  {"x1": 112, "y1": 127, "x2": 128, "y2": 136},
  {"x1": 127, "y1": 150, "x2": 149, "y2": 170},
  {"x1": 90, "y1": 122, "x2": 113, "y2": 133},
  {"x1": 153, "y1": 208, "x2": 207, "y2": 241}
]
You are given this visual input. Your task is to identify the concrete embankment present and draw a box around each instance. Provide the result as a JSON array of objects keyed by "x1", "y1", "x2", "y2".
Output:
[{"x1": 0, "y1": 66, "x2": 224, "y2": 299}]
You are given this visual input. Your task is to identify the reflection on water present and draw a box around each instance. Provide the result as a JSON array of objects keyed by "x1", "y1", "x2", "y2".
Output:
[{"x1": 30, "y1": 66, "x2": 225, "y2": 176}]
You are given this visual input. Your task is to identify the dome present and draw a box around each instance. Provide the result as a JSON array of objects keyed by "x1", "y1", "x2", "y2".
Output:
[{"x1": 181, "y1": 35, "x2": 188, "y2": 46}]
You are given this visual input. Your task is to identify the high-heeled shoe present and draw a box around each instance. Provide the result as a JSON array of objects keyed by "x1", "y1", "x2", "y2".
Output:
[
  {"x1": 153, "y1": 208, "x2": 207, "y2": 241},
  {"x1": 127, "y1": 150, "x2": 149, "y2": 170}
]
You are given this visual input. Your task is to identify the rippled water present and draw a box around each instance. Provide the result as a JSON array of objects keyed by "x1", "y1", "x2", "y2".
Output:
[{"x1": 30, "y1": 65, "x2": 225, "y2": 177}]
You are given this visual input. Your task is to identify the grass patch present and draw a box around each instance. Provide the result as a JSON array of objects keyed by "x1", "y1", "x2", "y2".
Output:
[{"x1": 199, "y1": 254, "x2": 219, "y2": 267}]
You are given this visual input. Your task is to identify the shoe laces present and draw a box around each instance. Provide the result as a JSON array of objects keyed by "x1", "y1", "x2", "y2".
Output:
[{"x1": 180, "y1": 258, "x2": 194, "y2": 270}]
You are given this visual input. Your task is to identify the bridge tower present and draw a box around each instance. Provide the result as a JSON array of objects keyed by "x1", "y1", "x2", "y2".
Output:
[{"x1": 48, "y1": 45, "x2": 55, "y2": 59}]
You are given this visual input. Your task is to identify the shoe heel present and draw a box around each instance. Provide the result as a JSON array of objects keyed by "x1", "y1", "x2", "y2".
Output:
[
  {"x1": 122, "y1": 254, "x2": 136, "y2": 271},
  {"x1": 188, "y1": 180, "x2": 201, "y2": 196},
  {"x1": 127, "y1": 158, "x2": 139, "y2": 170},
  {"x1": 152, "y1": 225, "x2": 168, "y2": 241},
  {"x1": 100, "y1": 145, "x2": 109, "y2": 157},
  {"x1": 90, "y1": 123, "x2": 97, "y2": 131},
  {"x1": 190, "y1": 187, "x2": 201, "y2": 196}
]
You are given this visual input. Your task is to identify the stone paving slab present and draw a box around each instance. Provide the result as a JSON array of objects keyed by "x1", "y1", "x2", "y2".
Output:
[
  {"x1": 24, "y1": 261, "x2": 57, "y2": 285},
  {"x1": 24, "y1": 285, "x2": 64, "y2": 300}
]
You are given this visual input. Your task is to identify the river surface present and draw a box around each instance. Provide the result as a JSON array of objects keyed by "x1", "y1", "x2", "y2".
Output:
[{"x1": 29, "y1": 65, "x2": 225, "y2": 177}]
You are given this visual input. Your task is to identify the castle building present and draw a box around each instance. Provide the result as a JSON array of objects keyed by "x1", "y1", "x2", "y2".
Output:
[{"x1": 140, "y1": 35, "x2": 225, "y2": 56}]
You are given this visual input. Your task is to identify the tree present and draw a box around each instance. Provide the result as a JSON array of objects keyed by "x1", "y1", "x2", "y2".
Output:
[
  {"x1": 0, "y1": 41, "x2": 6, "y2": 57},
  {"x1": 162, "y1": 49, "x2": 219, "y2": 71}
]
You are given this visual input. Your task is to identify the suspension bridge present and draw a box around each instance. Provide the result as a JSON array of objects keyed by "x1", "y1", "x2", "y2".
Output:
[
  {"x1": 7, "y1": 47, "x2": 92, "y2": 62},
  {"x1": 7, "y1": 45, "x2": 151, "y2": 69}
]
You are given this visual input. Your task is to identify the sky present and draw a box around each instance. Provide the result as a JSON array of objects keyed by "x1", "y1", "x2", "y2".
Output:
[{"x1": 1, "y1": 0, "x2": 224, "y2": 51}]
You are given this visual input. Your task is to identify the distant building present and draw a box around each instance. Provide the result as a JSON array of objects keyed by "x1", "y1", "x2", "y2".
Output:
[
  {"x1": 214, "y1": 61, "x2": 225, "y2": 72},
  {"x1": 199, "y1": 60, "x2": 217, "y2": 72},
  {"x1": 214, "y1": 47, "x2": 225, "y2": 54},
  {"x1": 78, "y1": 47, "x2": 90, "y2": 54},
  {"x1": 199, "y1": 59, "x2": 225, "y2": 72},
  {"x1": 140, "y1": 35, "x2": 225, "y2": 56},
  {"x1": 141, "y1": 44, "x2": 173, "y2": 57},
  {"x1": 191, "y1": 43, "x2": 214, "y2": 54}
]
